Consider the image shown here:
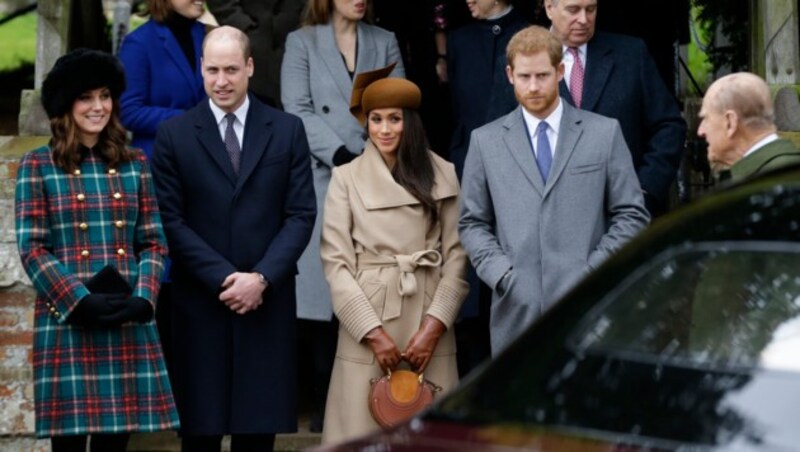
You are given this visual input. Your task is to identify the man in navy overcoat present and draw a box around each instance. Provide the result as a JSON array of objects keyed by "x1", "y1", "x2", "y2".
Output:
[
  {"x1": 546, "y1": 0, "x2": 687, "y2": 216},
  {"x1": 151, "y1": 26, "x2": 315, "y2": 452}
]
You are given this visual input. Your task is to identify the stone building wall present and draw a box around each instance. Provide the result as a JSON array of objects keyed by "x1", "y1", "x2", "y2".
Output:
[{"x1": 0, "y1": 136, "x2": 50, "y2": 451}]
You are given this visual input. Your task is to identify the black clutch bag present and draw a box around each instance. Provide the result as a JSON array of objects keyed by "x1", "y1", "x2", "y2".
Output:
[{"x1": 84, "y1": 265, "x2": 132, "y2": 294}]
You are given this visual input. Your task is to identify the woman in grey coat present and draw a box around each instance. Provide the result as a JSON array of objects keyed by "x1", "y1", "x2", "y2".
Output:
[{"x1": 281, "y1": 0, "x2": 405, "y2": 431}]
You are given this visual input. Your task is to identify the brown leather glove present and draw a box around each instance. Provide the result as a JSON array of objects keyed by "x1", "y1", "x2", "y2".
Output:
[
  {"x1": 365, "y1": 327, "x2": 402, "y2": 373},
  {"x1": 403, "y1": 315, "x2": 446, "y2": 372}
]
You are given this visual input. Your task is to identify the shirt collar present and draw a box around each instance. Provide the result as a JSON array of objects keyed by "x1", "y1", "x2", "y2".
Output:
[
  {"x1": 743, "y1": 133, "x2": 780, "y2": 158},
  {"x1": 562, "y1": 43, "x2": 587, "y2": 61},
  {"x1": 522, "y1": 97, "x2": 563, "y2": 138},
  {"x1": 209, "y1": 95, "x2": 250, "y2": 127}
]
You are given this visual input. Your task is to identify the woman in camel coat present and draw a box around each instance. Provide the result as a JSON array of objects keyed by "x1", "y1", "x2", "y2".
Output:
[{"x1": 320, "y1": 71, "x2": 468, "y2": 444}]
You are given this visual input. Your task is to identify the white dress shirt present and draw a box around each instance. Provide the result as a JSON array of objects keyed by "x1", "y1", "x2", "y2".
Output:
[
  {"x1": 209, "y1": 96, "x2": 250, "y2": 148},
  {"x1": 522, "y1": 99, "x2": 564, "y2": 159}
]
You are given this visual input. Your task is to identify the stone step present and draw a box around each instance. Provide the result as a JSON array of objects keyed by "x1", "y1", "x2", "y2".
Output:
[{"x1": 128, "y1": 428, "x2": 322, "y2": 451}]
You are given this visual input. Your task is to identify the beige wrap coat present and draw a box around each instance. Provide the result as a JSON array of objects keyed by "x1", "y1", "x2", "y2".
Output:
[{"x1": 320, "y1": 141, "x2": 468, "y2": 444}]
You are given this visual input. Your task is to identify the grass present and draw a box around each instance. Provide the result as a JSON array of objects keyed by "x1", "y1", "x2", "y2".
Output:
[{"x1": 0, "y1": 11, "x2": 36, "y2": 72}]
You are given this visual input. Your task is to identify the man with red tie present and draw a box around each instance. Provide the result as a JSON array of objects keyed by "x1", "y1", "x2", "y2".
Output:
[{"x1": 545, "y1": 0, "x2": 687, "y2": 216}]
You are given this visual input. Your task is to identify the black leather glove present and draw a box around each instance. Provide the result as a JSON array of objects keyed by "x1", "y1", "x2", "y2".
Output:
[
  {"x1": 332, "y1": 146, "x2": 357, "y2": 166},
  {"x1": 68, "y1": 293, "x2": 127, "y2": 327},
  {"x1": 98, "y1": 297, "x2": 154, "y2": 325}
]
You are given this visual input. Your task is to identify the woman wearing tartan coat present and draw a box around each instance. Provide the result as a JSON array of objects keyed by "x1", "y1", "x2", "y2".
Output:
[
  {"x1": 319, "y1": 71, "x2": 468, "y2": 444},
  {"x1": 14, "y1": 49, "x2": 179, "y2": 451}
]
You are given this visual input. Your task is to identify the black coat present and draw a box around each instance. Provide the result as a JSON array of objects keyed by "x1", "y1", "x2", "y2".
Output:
[
  {"x1": 560, "y1": 31, "x2": 687, "y2": 213},
  {"x1": 447, "y1": 8, "x2": 528, "y2": 179},
  {"x1": 151, "y1": 96, "x2": 316, "y2": 434}
]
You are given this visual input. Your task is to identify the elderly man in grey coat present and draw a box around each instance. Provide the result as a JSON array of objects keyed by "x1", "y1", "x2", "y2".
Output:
[{"x1": 459, "y1": 26, "x2": 649, "y2": 355}]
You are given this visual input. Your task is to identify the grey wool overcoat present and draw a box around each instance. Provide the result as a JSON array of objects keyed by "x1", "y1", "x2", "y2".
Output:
[
  {"x1": 459, "y1": 102, "x2": 650, "y2": 354},
  {"x1": 282, "y1": 21, "x2": 405, "y2": 321}
]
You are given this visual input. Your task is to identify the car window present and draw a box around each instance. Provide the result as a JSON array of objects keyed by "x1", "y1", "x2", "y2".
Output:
[{"x1": 571, "y1": 242, "x2": 800, "y2": 372}]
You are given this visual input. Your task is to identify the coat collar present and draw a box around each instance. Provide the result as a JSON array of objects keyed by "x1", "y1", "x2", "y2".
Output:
[
  {"x1": 193, "y1": 95, "x2": 273, "y2": 191},
  {"x1": 502, "y1": 102, "x2": 583, "y2": 197},
  {"x1": 558, "y1": 31, "x2": 614, "y2": 111},
  {"x1": 731, "y1": 138, "x2": 800, "y2": 180},
  {"x1": 154, "y1": 20, "x2": 204, "y2": 95},
  {"x1": 352, "y1": 140, "x2": 459, "y2": 210},
  {"x1": 316, "y1": 22, "x2": 379, "y2": 105}
]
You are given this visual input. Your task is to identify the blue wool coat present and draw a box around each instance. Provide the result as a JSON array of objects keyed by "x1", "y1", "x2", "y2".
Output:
[
  {"x1": 118, "y1": 19, "x2": 206, "y2": 158},
  {"x1": 15, "y1": 146, "x2": 179, "y2": 437}
]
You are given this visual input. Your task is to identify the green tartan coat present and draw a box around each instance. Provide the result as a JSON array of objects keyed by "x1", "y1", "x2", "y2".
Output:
[{"x1": 14, "y1": 145, "x2": 180, "y2": 437}]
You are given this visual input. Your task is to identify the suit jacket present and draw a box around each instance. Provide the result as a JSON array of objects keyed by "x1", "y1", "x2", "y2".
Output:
[
  {"x1": 560, "y1": 31, "x2": 687, "y2": 213},
  {"x1": 151, "y1": 96, "x2": 316, "y2": 434},
  {"x1": 282, "y1": 22, "x2": 404, "y2": 321},
  {"x1": 207, "y1": 0, "x2": 305, "y2": 106},
  {"x1": 118, "y1": 19, "x2": 206, "y2": 158},
  {"x1": 319, "y1": 142, "x2": 468, "y2": 443},
  {"x1": 459, "y1": 101, "x2": 650, "y2": 354},
  {"x1": 730, "y1": 138, "x2": 800, "y2": 182}
]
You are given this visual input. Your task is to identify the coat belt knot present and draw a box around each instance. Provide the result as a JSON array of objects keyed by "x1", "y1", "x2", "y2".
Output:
[{"x1": 357, "y1": 249, "x2": 442, "y2": 321}]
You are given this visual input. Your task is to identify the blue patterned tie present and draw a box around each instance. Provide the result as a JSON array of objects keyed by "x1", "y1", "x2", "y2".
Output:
[
  {"x1": 535, "y1": 121, "x2": 552, "y2": 182},
  {"x1": 224, "y1": 113, "x2": 241, "y2": 174}
]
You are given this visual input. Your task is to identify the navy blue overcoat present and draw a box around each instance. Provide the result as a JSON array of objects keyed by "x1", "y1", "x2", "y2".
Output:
[{"x1": 151, "y1": 96, "x2": 316, "y2": 434}]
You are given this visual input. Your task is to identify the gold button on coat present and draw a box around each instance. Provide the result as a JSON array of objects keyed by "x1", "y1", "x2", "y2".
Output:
[
  {"x1": 79, "y1": 222, "x2": 88, "y2": 230},
  {"x1": 117, "y1": 248, "x2": 126, "y2": 255},
  {"x1": 81, "y1": 250, "x2": 89, "y2": 257},
  {"x1": 113, "y1": 192, "x2": 122, "y2": 200},
  {"x1": 73, "y1": 169, "x2": 81, "y2": 175},
  {"x1": 115, "y1": 220, "x2": 124, "y2": 228},
  {"x1": 108, "y1": 168, "x2": 117, "y2": 175},
  {"x1": 76, "y1": 194, "x2": 86, "y2": 201}
]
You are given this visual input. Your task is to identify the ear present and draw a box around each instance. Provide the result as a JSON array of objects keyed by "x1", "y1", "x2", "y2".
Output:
[
  {"x1": 556, "y1": 61, "x2": 565, "y2": 82},
  {"x1": 506, "y1": 65, "x2": 514, "y2": 85},
  {"x1": 246, "y1": 57, "x2": 254, "y2": 78},
  {"x1": 724, "y1": 110, "x2": 739, "y2": 138},
  {"x1": 544, "y1": 0, "x2": 554, "y2": 19}
]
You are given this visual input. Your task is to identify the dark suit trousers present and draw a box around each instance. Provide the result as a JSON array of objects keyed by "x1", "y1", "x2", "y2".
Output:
[{"x1": 181, "y1": 434, "x2": 275, "y2": 452}]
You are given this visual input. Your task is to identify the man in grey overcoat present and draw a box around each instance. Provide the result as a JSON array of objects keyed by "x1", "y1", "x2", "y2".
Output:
[{"x1": 459, "y1": 26, "x2": 649, "y2": 355}]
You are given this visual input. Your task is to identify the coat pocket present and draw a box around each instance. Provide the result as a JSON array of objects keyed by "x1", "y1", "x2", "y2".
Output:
[{"x1": 570, "y1": 162, "x2": 603, "y2": 174}]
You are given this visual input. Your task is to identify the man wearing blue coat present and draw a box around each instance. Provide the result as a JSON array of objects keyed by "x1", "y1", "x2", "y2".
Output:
[
  {"x1": 151, "y1": 26, "x2": 315, "y2": 452},
  {"x1": 545, "y1": 0, "x2": 687, "y2": 216}
]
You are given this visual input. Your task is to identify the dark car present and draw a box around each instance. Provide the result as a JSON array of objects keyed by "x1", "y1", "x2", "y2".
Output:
[{"x1": 321, "y1": 167, "x2": 800, "y2": 451}]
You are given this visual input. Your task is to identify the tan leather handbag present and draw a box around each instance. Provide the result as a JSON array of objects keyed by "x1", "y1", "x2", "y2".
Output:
[{"x1": 368, "y1": 368, "x2": 442, "y2": 428}]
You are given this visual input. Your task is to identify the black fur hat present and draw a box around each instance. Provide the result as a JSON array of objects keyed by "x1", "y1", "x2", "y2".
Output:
[{"x1": 41, "y1": 48, "x2": 126, "y2": 119}]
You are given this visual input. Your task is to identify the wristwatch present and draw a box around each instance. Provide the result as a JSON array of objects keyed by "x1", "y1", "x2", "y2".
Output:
[{"x1": 255, "y1": 272, "x2": 268, "y2": 286}]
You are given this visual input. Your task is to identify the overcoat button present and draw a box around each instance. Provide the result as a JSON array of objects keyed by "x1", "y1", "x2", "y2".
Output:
[
  {"x1": 322, "y1": 106, "x2": 330, "y2": 114},
  {"x1": 113, "y1": 192, "x2": 122, "y2": 200}
]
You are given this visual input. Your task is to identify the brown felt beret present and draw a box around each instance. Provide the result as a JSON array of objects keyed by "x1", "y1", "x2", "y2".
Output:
[{"x1": 350, "y1": 63, "x2": 421, "y2": 123}]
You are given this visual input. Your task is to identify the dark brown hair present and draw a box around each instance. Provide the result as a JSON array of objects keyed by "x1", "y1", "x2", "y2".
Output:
[
  {"x1": 50, "y1": 98, "x2": 134, "y2": 172},
  {"x1": 390, "y1": 109, "x2": 438, "y2": 228},
  {"x1": 146, "y1": 0, "x2": 172, "y2": 22}
]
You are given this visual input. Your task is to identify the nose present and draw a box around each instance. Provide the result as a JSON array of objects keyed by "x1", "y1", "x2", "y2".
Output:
[
  {"x1": 90, "y1": 96, "x2": 103, "y2": 110},
  {"x1": 380, "y1": 121, "x2": 390, "y2": 133},
  {"x1": 576, "y1": 9, "x2": 587, "y2": 23},
  {"x1": 697, "y1": 121, "x2": 705, "y2": 137}
]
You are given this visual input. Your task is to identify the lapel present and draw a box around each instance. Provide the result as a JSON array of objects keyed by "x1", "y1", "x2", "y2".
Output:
[
  {"x1": 194, "y1": 102, "x2": 237, "y2": 186},
  {"x1": 581, "y1": 33, "x2": 614, "y2": 111},
  {"x1": 355, "y1": 22, "x2": 378, "y2": 75},
  {"x1": 235, "y1": 96, "x2": 273, "y2": 195},
  {"x1": 543, "y1": 102, "x2": 583, "y2": 199},
  {"x1": 317, "y1": 23, "x2": 354, "y2": 104},
  {"x1": 502, "y1": 107, "x2": 544, "y2": 195},
  {"x1": 353, "y1": 141, "x2": 420, "y2": 209},
  {"x1": 154, "y1": 21, "x2": 199, "y2": 92}
]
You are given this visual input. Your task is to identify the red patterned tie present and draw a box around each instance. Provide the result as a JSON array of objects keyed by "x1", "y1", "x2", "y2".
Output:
[{"x1": 569, "y1": 47, "x2": 584, "y2": 108}]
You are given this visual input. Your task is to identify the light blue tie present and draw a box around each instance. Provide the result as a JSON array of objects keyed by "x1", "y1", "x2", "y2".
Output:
[{"x1": 535, "y1": 121, "x2": 552, "y2": 182}]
